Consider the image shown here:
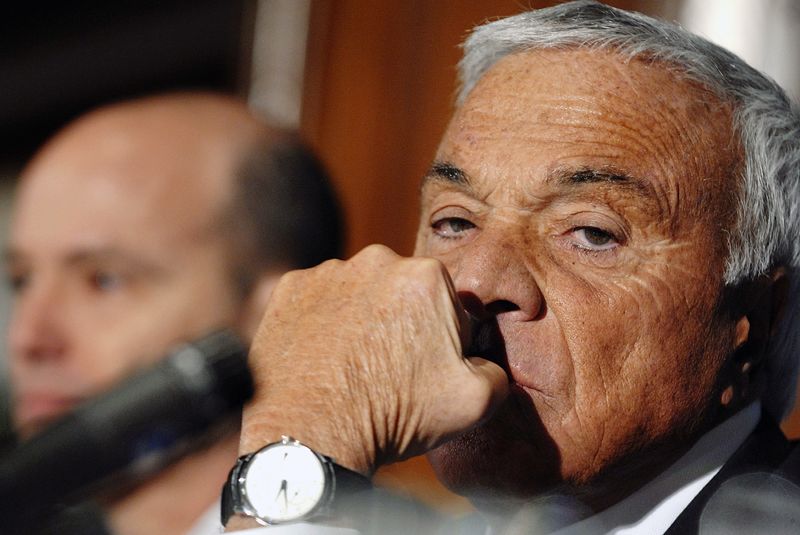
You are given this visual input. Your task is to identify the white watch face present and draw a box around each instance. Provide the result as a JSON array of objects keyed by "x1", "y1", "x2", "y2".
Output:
[{"x1": 243, "y1": 442, "x2": 327, "y2": 523}]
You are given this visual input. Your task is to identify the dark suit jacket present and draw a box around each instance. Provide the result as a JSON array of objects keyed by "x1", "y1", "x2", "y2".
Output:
[{"x1": 666, "y1": 416, "x2": 800, "y2": 534}]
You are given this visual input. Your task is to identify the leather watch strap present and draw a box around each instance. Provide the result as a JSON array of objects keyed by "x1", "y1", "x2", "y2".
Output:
[{"x1": 329, "y1": 461, "x2": 373, "y2": 496}]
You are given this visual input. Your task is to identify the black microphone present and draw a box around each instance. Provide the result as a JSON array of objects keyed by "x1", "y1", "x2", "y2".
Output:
[{"x1": 0, "y1": 330, "x2": 253, "y2": 532}]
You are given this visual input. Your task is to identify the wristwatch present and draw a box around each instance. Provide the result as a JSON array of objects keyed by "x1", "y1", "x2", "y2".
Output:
[{"x1": 221, "y1": 436, "x2": 372, "y2": 527}]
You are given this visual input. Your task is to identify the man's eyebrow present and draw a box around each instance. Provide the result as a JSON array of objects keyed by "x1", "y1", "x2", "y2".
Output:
[
  {"x1": 422, "y1": 161, "x2": 472, "y2": 189},
  {"x1": 1, "y1": 246, "x2": 169, "y2": 281},
  {"x1": 2, "y1": 247, "x2": 154, "y2": 266},
  {"x1": 2, "y1": 247, "x2": 19, "y2": 264},
  {"x1": 64, "y1": 247, "x2": 166, "y2": 275},
  {"x1": 547, "y1": 168, "x2": 655, "y2": 197},
  {"x1": 57, "y1": 247, "x2": 167, "y2": 277}
]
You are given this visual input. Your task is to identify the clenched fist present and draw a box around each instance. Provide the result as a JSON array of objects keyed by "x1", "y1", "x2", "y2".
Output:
[{"x1": 239, "y1": 245, "x2": 509, "y2": 475}]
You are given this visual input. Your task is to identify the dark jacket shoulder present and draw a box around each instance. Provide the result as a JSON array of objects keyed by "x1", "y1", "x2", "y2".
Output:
[{"x1": 667, "y1": 416, "x2": 800, "y2": 534}]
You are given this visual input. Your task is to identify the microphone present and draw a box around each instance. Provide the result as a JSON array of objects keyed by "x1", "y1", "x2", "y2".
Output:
[{"x1": 0, "y1": 330, "x2": 253, "y2": 532}]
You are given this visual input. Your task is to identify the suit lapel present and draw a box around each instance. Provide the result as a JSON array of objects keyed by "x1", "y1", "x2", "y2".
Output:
[{"x1": 665, "y1": 415, "x2": 793, "y2": 534}]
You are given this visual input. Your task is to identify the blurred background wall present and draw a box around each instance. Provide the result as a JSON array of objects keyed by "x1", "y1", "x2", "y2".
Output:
[{"x1": 1, "y1": 0, "x2": 799, "y2": 511}]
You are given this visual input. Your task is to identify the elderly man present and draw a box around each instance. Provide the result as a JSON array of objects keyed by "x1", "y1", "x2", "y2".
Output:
[
  {"x1": 225, "y1": 2, "x2": 800, "y2": 534},
  {"x1": 4, "y1": 92, "x2": 342, "y2": 534}
]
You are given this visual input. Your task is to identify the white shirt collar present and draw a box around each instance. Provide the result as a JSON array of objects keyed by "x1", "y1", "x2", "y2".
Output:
[{"x1": 548, "y1": 401, "x2": 762, "y2": 535}]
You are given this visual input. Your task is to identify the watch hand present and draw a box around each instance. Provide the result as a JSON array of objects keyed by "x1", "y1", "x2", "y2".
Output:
[{"x1": 276, "y1": 479, "x2": 288, "y2": 512}]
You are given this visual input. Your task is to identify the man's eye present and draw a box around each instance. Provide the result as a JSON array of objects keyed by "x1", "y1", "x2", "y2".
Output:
[
  {"x1": 432, "y1": 217, "x2": 476, "y2": 239},
  {"x1": 5, "y1": 272, "x2": 29, "y2": 293},
  {"x1": 89, "y1": 270, "x2": 125, "y2": 292},
  {"x1": 571, "y1": 227, "x2": 618, "y2": 251}
]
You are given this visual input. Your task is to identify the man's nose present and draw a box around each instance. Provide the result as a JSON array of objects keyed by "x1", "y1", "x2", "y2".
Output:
[
  {"x1": 8, "y1": 277, "x2": 68, "y2": 363},
  {"x1": 451, "y1": 232, "x2": 544, "y2": 322}
]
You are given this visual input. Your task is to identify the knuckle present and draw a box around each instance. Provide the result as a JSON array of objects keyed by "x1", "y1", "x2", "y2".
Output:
[
  {"x1": 382, "y1": 259, "x2": 449, "y2": 302},
  {"x1": 317, "y1": 257, "x2": 344, "y2": 271},
  {"x1": 416, "y1": 256, "x2": 445, "y2": 273},
  {"x1": 357, "y1": 243, "x2": 397, "y2": 262},
  {"x1": 401, "y1": 257, "x2": 446, "y2": 285},
  {"x1": 271, "y1": 269, "x2": 310, "y2": 300},
  {"x1": 276, "y1": 269, "x2": 302, "y2": 288}
]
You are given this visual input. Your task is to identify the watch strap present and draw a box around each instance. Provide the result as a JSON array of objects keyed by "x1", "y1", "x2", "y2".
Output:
[
  {"x1": 329, "y1": 460, "x2": 373, "y2": 497},
  {"x1": 220, "y1": 454, "x2": 246, "y2": 528}
]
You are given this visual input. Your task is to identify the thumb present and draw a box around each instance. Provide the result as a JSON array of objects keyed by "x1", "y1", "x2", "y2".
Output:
[{"x1": 462, "y1": 356, "x2": 510, "y2": 425}]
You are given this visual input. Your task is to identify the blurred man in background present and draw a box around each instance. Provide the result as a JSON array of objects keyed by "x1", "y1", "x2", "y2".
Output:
[{"x1": 3, "y1": 92, "x2": 342, "y2": 534}]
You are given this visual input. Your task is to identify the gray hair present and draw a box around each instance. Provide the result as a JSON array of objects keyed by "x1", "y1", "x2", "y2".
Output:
[{"x1": 459, "y1": 0, "x2": 800, "y2": 421}]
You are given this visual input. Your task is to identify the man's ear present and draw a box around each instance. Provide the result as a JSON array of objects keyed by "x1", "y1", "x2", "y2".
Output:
[
  {"x1": 733, "y1": 266, "x2": 788, "y2": 349},
  {"x1": 237, "y1": 271, "x2": 284, "y2": 342},
  {"x1": 722, "y1": 266, "x2": 789, "y2": 408}
]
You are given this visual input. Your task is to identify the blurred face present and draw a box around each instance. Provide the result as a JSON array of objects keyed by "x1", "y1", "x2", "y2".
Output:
[
  {"x1": 418, "y1": 49, "x2": 741, "y2": 508},
  {"x1": 5, "y1": 137, "x2": 242, "y2": 439}
]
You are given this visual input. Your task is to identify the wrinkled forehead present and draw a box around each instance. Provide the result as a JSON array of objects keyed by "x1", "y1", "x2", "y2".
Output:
[
  {"x1": 437, "y1": 48, "x2": 741, "y2": 215},
  {"x1": 454, "y1": 47, "x2": 736, "y2": 141}
]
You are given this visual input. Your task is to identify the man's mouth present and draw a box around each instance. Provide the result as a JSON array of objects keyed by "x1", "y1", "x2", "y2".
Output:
[
  {"x1": 15, "y1": 393, "x2": 86, "y2": 438},
  {"x1": 464, "y1": 316, "x2": 554, "y2": 412}
]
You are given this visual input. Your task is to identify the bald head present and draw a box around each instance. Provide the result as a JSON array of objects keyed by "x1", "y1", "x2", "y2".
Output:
[{"x1": 20, "y1": 93, "x2": 276, "y2": 240}]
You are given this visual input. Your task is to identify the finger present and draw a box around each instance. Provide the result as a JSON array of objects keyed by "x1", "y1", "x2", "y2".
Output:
[
  {"x1": 447, "y1": 357, "x2": 510, "y2": 431},
  {"x1": 436, "y1": 261, "x2": 474, "y2": 352}
]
